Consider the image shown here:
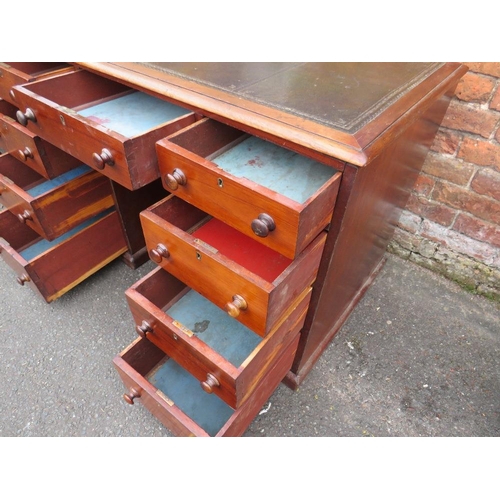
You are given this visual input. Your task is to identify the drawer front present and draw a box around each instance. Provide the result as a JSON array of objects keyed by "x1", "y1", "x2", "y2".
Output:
[
  {"x1": 0, "y1": 62, "x2": 72, "y2": 104},
  {"x1": 113, "y1": 332, "x2": 300, "y2": 437},
  {"x1": 10, "y1": 69, "x2": 199, "y2": 190},
  {"x1": 0, "y1": 155, "x2": 114, "y2": 240},
  {"x1": 140, "y1": 195, "x2": 326, "y2": 336},
  {"x1": 156, "y1": 118, "x2": 342, "y2": 258},
  {"x1": 125, "y1": 265, "x2": 312, "y2": 408},
  {"x1": 0, "y1": 113, "x2": 82, "y2": 179},
  {"x1": 0, "y1": 207, "x2": 127, "y2": 302}
]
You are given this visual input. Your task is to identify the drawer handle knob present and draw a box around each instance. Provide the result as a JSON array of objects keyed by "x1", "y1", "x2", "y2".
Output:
[
  {"x1": 17, "y1": 274, "x2": 31, "y2": 286},
  {"x1": 16, "y1": 108, "x2": 37, "y2": 127},
  {"x1": 149, "y1": 244, "x2": 170, "y2": 263},
  {"x1": 225, "y1": 294, "x2": 247, "y2": 318},
  {"x1": 251, "y1": 213, "x2": 276, "y2": 237},
  {"x1": 164, "y1": 169, "x2": 187, "y2": 191},
  {"x1": 136, "y1": 320, "x2": 153, "y2": 338},
  {"x1": 201, "y1": 373, "x2": 220, "y2": 394},
  {"x1": 17, "y1": 210, "x2": 33, "y2": 223},
  {"x1": 92, "y1": 148, "x2": 115, "y2": 170},
  {"x1": 123, "y1": 388, "x2": 141, "y2": 405},
  {"x1": 18, "y1": 147, "x2": 34, "y2": 161}
]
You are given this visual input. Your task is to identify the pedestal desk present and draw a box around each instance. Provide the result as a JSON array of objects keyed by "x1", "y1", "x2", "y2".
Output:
[{"x1": 5, "y1": 62, "x2": 467, "y2": 435}]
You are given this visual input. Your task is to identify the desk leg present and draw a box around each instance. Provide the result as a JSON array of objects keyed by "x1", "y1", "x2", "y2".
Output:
[{"x1": 110, "y1": 179, "x2": 167, "y2": 269}]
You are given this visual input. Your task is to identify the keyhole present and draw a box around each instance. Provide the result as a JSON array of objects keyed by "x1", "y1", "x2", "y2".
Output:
[{"x1": 217, "y1": 178, "x2": 224, "y2": 188}]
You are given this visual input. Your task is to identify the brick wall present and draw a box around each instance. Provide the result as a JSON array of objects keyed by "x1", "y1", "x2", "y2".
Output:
[{"x1": 388, "y1": 62, "x2": 500, "y2": 301}]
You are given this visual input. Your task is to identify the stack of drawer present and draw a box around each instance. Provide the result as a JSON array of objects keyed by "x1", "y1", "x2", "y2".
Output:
[
  {"x1": 0, "y1": 63, "x2": 127, "y2": 301},
  {"x1": 113, "y1": 118, "x2": 343, "y2": 436}
]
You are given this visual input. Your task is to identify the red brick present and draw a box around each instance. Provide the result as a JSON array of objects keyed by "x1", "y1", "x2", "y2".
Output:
[
  {"x1": 412, "y1": 173, "x2": 435, "y2": 196},
  {"x1": 458, "y1": 137, "x2": 500, "y2": 171},
  {"x1": 455, "y1": 73, "x2": 495, "y2": 103},
  {"x1": 422, "y1": 153, "x2": 474, "y2": 185},
  {"x1": 491, "y1": 86, "x2": 500, "y2": 111},
  {"x1": 465, "y1": 63, "x2": 500, "y2": 78},
  {"x1": 431, "y1": 129, "x2": 462, "y2": 155},
  {"x1": 406, "y1": 193, "x2": 457, "y2": 226},
  {"x1": 432, "y1": 181, "x2": 500, "y2": 225},
  {"x1": 471, "y1": 168, "x2": 500, "y2": 201},
  {"x1": 441, "y1": 100, "x2": 499, "y2": 138},
  {"x1": 453, "y1": 213, "x2": 500, "y2": 247},
  {"x1": 421, "y1": 219, "x2": 498, "y2": 262}
]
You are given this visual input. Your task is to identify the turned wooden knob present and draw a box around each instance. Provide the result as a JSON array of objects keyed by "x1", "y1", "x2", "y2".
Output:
[
  {"x1": 17, "y1": 274, "x2": 31, "y2": 286},
  {"x1": 201, "y1": 373, "x2": 220, "y2": 394},
  {"x1": 18, "y1": 147, "x2": 34, "y2": 161},
  {"x1": 225, "y1": 294, "x2": 247, "y2": 318},
  {"x1": 251, "y1": 213, "x2": 276, "y2": 237},
  {"x1": 123, "y1": 387, "x2": 141, "y2": 405},
  {"x1": 16, "y1": 108, "x2": 37, "y2": 126},
  {"x1": 164, "y1": 168, "x2": 187, "y2": 191},
  {"x1": 17, "y1": 210, "x2": 33, "y2": 223},
  {"x1": 149, "y1": 243, "x2": 170, "y2": 263},
  {"x1": 136, "y1": 320, "x2": 153, "y2": 338},
  {"x1": 92, "y1": 148, "x2": 114, "y2": 170}
]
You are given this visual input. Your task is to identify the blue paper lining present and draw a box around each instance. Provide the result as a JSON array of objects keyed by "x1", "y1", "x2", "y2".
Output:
[
  {"x1": 19, "y1": 207, "x2": 114, "y2": 261},
  {"x1": 26, "y1": 164, "x2": 91, "y2": 197},
  {"x1": 214, "y1": 136, "x2": 337, "y2": 204},
  {"x1": 79, "y1": 91, "x2": 189, "y2": 137}
]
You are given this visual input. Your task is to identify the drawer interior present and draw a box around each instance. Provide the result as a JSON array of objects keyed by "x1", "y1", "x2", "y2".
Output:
[
  {"x1": 214, "y1": 135, "x2": 339, "y2": 204},
  {"x1": 148, "y1": 356, "x2": 234, "y2": 437},
  {"x1": 133, "y1": 267, "x2": 262, "y2": 367},
  {"x1": 168, "y1": 290, "x2": 261, "y2": 366},
  {"x1": 1, "y1": 157, "x2": 90, "y2": 196},
  {"x1": 191, "y1": 217, "x2": 291, "y2": 282},
  {"x1": 24, "y1": 164, "x2": 91, "y2": 197},
  {"x1": 3, "y1": 62, "x2": 70, "y2": 77},
  {"x1": 17, "y1": 207, "x2": 115, "y2": 261},
  {"x1": 0, "y1": 153, "x2": 41, "y2": 189},
  {"x1": 23, "y1": 70, "x2": 191, "y2": 138},
  {"x1": 0, "y1": 209, "x2": 42, "y2": 252},
  {"x1": 78, "y1": 91, "x2": 190, "y2": 138},
  {"x1": 149, "y1": 196, "x2": 292, "y2": 283},
  {"x1": 0, "y1": 99, "x2": 17, "y2": 118},
  {"x1": 167, "y1": 118, "x2": 340, "y2": 203}
]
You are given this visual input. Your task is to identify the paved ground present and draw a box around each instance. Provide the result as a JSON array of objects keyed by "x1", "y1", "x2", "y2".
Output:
[{"x1": 0, "y1": 252, "x2": 499, "y2": 437}]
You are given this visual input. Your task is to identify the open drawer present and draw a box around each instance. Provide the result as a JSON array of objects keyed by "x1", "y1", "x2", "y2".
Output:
[
  {"x1": 0, "y1": 153, "x2": 114, "y2": 240},
  {"x1": 125, "y1": 265, "x2": 311, "y2": 409},
  {"x1": 113, "y1": 332, "x2": 300, "y2": 437},
  {"x1": 0, "y1": 62, "x2": 72, "y2": 104},
  {"x1": 0, "y1": 207, "x2": 127, "y2": 302},
  {"x1": 0, "y1": 99, "x2": 81, "y2": 179},
  {"x1": 10, "y1": 69, "x2": 201, "y2": 190},
  {"x1": 140, "y1": 195, "x2": 327, "y2": 336},
  {"x1": 156, "y1": 118, "x2": 342, "y2": 258}
]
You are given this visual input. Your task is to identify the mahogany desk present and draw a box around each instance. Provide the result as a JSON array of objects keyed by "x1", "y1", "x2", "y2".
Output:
[
  {"x1": 74, "y1": 62, "x2": 466, "y2": 387},
  {"x1": 6, "y1": 63, "x2": 467, "y2": 435}
]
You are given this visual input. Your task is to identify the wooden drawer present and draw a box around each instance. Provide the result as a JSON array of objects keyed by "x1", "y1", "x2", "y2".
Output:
[
  {"x1": 125, "y1": 265, "x2": 311, "y2": 409},
  {"x1": 0, "y1": 99, "x2": 81, "y2": 179},
  {"x1": 0, "y1": 153, "x2": 114, "y2": 240},
  {"x1": 113, "y1": 331, "x2": 300, "y2": 437},
  {"x1": 0, "y1": 62, "x2": 72, "y2": 104},
  {"x1": 0, "y1": 207, "x2": 127, "y2": 302},
  {"x1": 140, "y1": 195, "x2": 327, "y2": 336},
  {"x1": 10, "y1": 69, "x2": 200, "y2": 190},
  {"x1": 156, "y1": 118, "x2": 342, "y2": 259}
]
